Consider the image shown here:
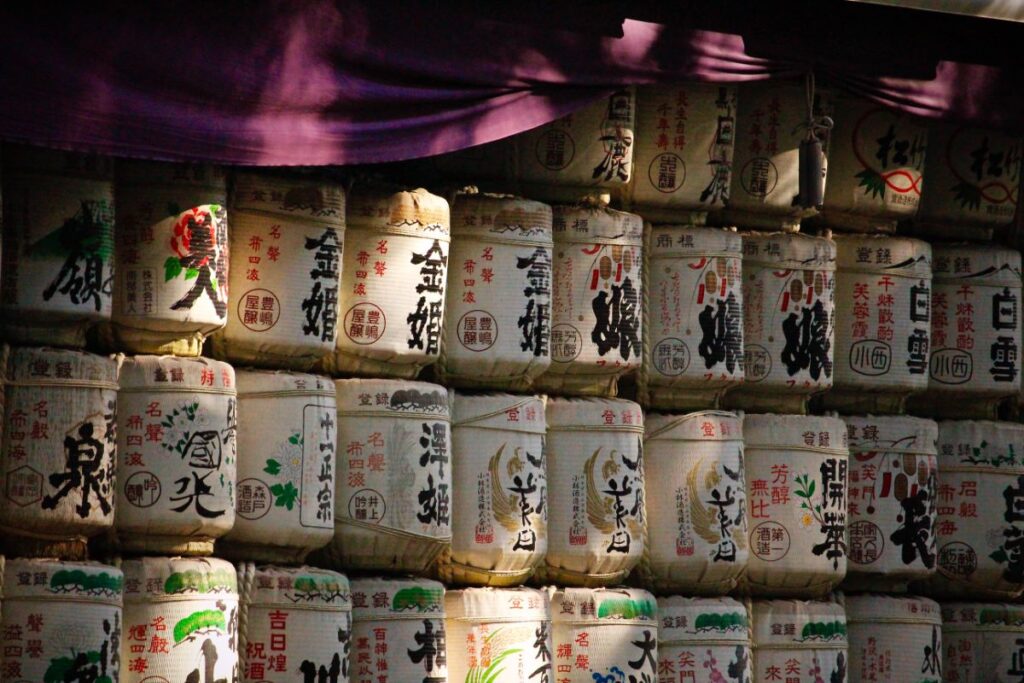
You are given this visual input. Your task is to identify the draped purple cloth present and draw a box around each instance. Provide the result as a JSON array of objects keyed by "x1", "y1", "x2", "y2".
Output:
[{"x1": 1, "y1": 2, "x2": 1020, "y2": 166}]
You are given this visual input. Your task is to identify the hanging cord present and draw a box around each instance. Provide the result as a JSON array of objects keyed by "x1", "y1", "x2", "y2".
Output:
[
  {"x1": 797, "y1": 71, "x2": 834, "y2": 210},
  {"x1": 803, "y1": 71, "x2": 834, "y2": 144}
]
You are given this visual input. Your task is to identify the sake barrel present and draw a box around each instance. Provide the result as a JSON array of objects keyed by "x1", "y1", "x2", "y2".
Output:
[
  {"x1": 729, "y1": 233, "x2": 835, "y2": 413},
  {"x1": 724, "y1": 81, "x2": 833, "y2": 230},
  {"x1": 217, "y1": 370, "x2": 335, "y2": 564},
  {"x1": 658, "y1": 596, "x2": 753, "y2": 683},
  {"x1": 550, "y1": 587, "x2": 658, "y2": 683},
  {"x1": 817, "y1": 94, "x2": 927, "y2": 233},
  {"x1": 237, "y1": 564, "x2": 351, "y2": 683},
  {"x1": 845, "y1": 594, "x2": 941, "y2": 683},
  {"x1": 640, "y1": 225, "x2": 744, "y2": 410},
  {"x1": 321, "y1": 187, "x2": 450, "y2": 379},
  {"x1": 539, "y1": 397, "x2": 645, "y2": 586},
  {"x1": 927, "y1": 420, "x2": 1024, "y2": 599},
  {"x1": 941, "y1": 602, "x2": 1024, "y2": 682},
  {"x1": 0, "y1": 145, "x2": 114, "y2": 347},
  {"x1": 319, "y1": 379, "x2": 451, "y2": 573},
  {"x1": 910, "y1": 245, "x2": 1023, "y2": 419},
  {"x1": 437, "y1": 393, "x2": 547, "y2": 587},
  {"x1": 122, "y1": 557, "x2": 239, "y2": 683},
  {"x1": 844, "y1": 415, "x2": 939, "y2": 591},
  {"x1": 438, "y1": 192, "x2": 553, "y2": 390},
  {"x1": 640, "y1": 411, "x2": 747, "y2": 595},
  {"x1": 446, "y1": 587, "x2": 550, "y2": 683},
  {"x1": 211, "y1": 172, "x2": 345, "y2": 370},
  {"x1": 752, "y1": 600, "x2": 848, "y2": 683},
  {"x1": 824, "y1": 234, "x2": 932, "y2": 414},
  {"x1": 534, "y1": 201, "x2": 643, "y2": 397},
  {"x1": 111, "y1": 160, "x2": 229, "y2": 355},
  {"x1": 629, "y1": 84, "x2": 737, "y2": 223},
  {"x1": 914, "y1": 123, "x2": 1023, "y2": 241},
  {"x1": 350, "y1": 577, "x2": 447, "y2": 683},
  {"x1": 1, "y1": 559, "x2": 122, "y2": 683},
  {"x1": 511, "y1": 89, "x2": 635, "y2": 203},
  {"x1": 0, "y1": 347, "x2": 118, "y2": 558},
  {"x1": 744, "y1": 414, "x2": 849, "y2": 597},
  {"x1": 115, "y1": 355, "x2": 237, "y2": 555}
]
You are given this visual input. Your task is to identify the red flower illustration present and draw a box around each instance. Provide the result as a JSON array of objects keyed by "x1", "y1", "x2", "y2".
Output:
[{"x1": 170, "y1": 208, "x2": 215, "y2": 265}]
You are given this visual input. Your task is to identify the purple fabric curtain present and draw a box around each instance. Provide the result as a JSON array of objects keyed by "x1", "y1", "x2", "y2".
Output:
[{"x1": 0, "y1": 2, "x2": 1020, "y2": 166}]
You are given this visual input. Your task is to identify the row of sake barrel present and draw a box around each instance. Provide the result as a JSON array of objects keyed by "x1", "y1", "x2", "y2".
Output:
[{"x1": 431, "y1": 81, "x2": 1023, "y2": 239}]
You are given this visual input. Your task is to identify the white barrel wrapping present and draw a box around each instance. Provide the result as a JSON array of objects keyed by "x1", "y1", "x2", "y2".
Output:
[
  {"x1": 439, "y1": 393, "x2": 547, "y2": 586},
  {"x1": 325, "y1": 379, "x2": 451, "y2": 573},
  {"x1": 213, "y1": 172, "x2": 345, "y2": 369},
  {"x1": 122, "y1": 557, "x2": 239, "y2": 683},
  {"x1": 941, "y1": 602, "x2": 1024, "y2": 682},
  {"x1": 641, "y1": 225, "x2": 744, "y2": 410},
  {"x1": 325, "y1": 187, "x2": 450, "y2": 378},
  {"x1": 238, "y1": 564, "x2": 351, "y2": 683},
  {"x1": 219, "y1": 370, "x2": 335, "y2": 563},
  {"x1": 827, "y1": 235, "x2": 932, "y2": 412},
  {"x1": 0, "y1": 559, "x2": 122, "y2": 682},
  {"x1": 536, "y1": 202, "x2": 643, "y2": 397},
  {"x1": 844, "y1": 415, "x2": 938, "y2": 588},
  {"x1": 744, "y1": 415, "x2": 849, "y2": 596},
  {"x1": 819, "y1": 94, "x2": 928, "y2": 232},
  {"x1": 923, "y1": 245, "x2": 1022, "y2": 409},
  {"x1": 929, "y1": 420, "x2": 1024, "y2": 599},
  {"x1": 0, "y1": 145, "x2": 115, "y2": 347},
  {"x1": 657, "y1": 596, "x2": 753, "y2": 683},
  {"x1": 0, "y1": 347, "x2": 118, "y2": 554},
  {"x1": 916, "y1": 123, "x2": 1023, "y2": 238},
  {"x1": 629, "y1": 84, "x2": 737, "y2": 222},
  {"x1": 731, "y1": 232, "x2": 835, "y2": 412},
  {"x1": 446, "y1": 587, "x2": 550, "y2": 683},
  {"x1": 541, "y1": 397, "x2": 645, "y2": 586},
  {"x1": 726, "y1": 81, "x2": 833, "y2": 229},
  {"x1": 350, "y1": 577, "x2": 446, "y2": 683},
  {"x1": 640, "y1": 411, "x2": 747, "y2": 595},
  {"x1": 845, "y1": 594, "x2": 941, "y2": 683},
  {"x1": 550, "y1": 587, "x2": 658, "y2": 683},
  {"x1": 115, "y1": 355, "x2": 237, "y2": 555},
  {"x1": 751, "y1": 600, "x2": 848, "y2": 683},
  {"x1": 112, "y1": 160, "x2": 229, "y2": 355},
  {"x1": 439, "y1": 193, "x2": 553, "y2": 389}
]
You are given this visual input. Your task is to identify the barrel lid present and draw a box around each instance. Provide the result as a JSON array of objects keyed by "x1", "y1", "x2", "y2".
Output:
[
  {"x1": 550, "y1": 587, "x2": 656, "y2": 626},
  {"x1": 451, "y1": 192, "x2": 553, "y2": 244},
  {"x1": 452, "y1": 393, "x2": 546, "y2": 434},
  {"x1": 744, "y1": 414, "x2": 848, "y2": 454},
  {"x1": 346, "y1": 187, "x2": 450, "y2": 236},
  {"x1": 646, "y1": 410, "x2": 741, "y2": 442},
  {"x1": 844, "y1": 594, "x2": 940, "y2": 625},
  {"x1": 752, "y1": 600, "x2": 847, "y2": 648},
  {"x1": 936, "y1": 420, "x2": 1024, "y2": 469},
  {"x1": 932, "y1": 243, "x2": 1022, "y2": 286},
  {"x1": 7, "y1": 347, "x2": 118, "y2": 386},
  {"x1": 232, "y1": 172, "x2": 346, "y2": 221},
  {"x1": 445, "y1": 587, "x2": 549, "y2": 622},
  {"x1": 546, "y1": 397, "x2": 644, "y2": 432},
  {"x1": 3, "y1": 143, "x2": 115, "y2": 179},
  {"x1": 4, "y1": 559, "x2": 123, "y2": 605},
  {"x1": 117, "y1": 158, "x2": 226, "y2": 188},
  {"x1": 741, "y1": 232, "x2": 836, "y2": 270},
  {"x1": 244, "y1": 565, "x2": 351, "y2": 610},
  {"x1": 845, "y1": 415, "x2": 938, "y2": 456},
  {"x1": 647, "y1": 225, "x2": 742, "y2": 258},
  {"x1": 657, "y1": 596, "x2": 750, "y2": 644},
  {"x1": 119, "y1": 355, "x2": 235, "y2": 392},
  {"x1": 335, "y1": 379, "x2": 449, "y2": 418},
  {"x1": 941, "y1": 602, "x2": 1024, "y2": 631},
  {"x1": 834, "y1": 234, "x2": 931, "y2": 277},
  {"x1": 235, "y1": 369, "x2": 334, "y2": 398},
  {"x1": 122, "y1": 557, "x2": 238, "y2": 601},
  {"x1": 552, "y1": 203, "x2": 643, "y2": 246},
  {"x1": 350, "y1": 577, "x2": 445, "y2": 619}
]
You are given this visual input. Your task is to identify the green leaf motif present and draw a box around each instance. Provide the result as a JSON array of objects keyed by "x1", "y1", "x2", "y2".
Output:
[
  {"x1": 270, "y1": 482, "x2": 299, "y2": 510},
  {"x1": 164, "y1": 256, "x2": 183, "y2": 282},
  {"x1": 264, "y1": 459, "x2": 281, "y2": 476},
  {"x1": 991, "y1": 547, "x2": 1009, "y2": 564},
  {"x1": 288, "y1": 433, "x2": 303, "y2": 446},
  {"x1": 185, "y1": 267, "x2": 200, "y2": 280},
  {"x1": 855, "y1": 168, "x2": 887, "y2": 199}
]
